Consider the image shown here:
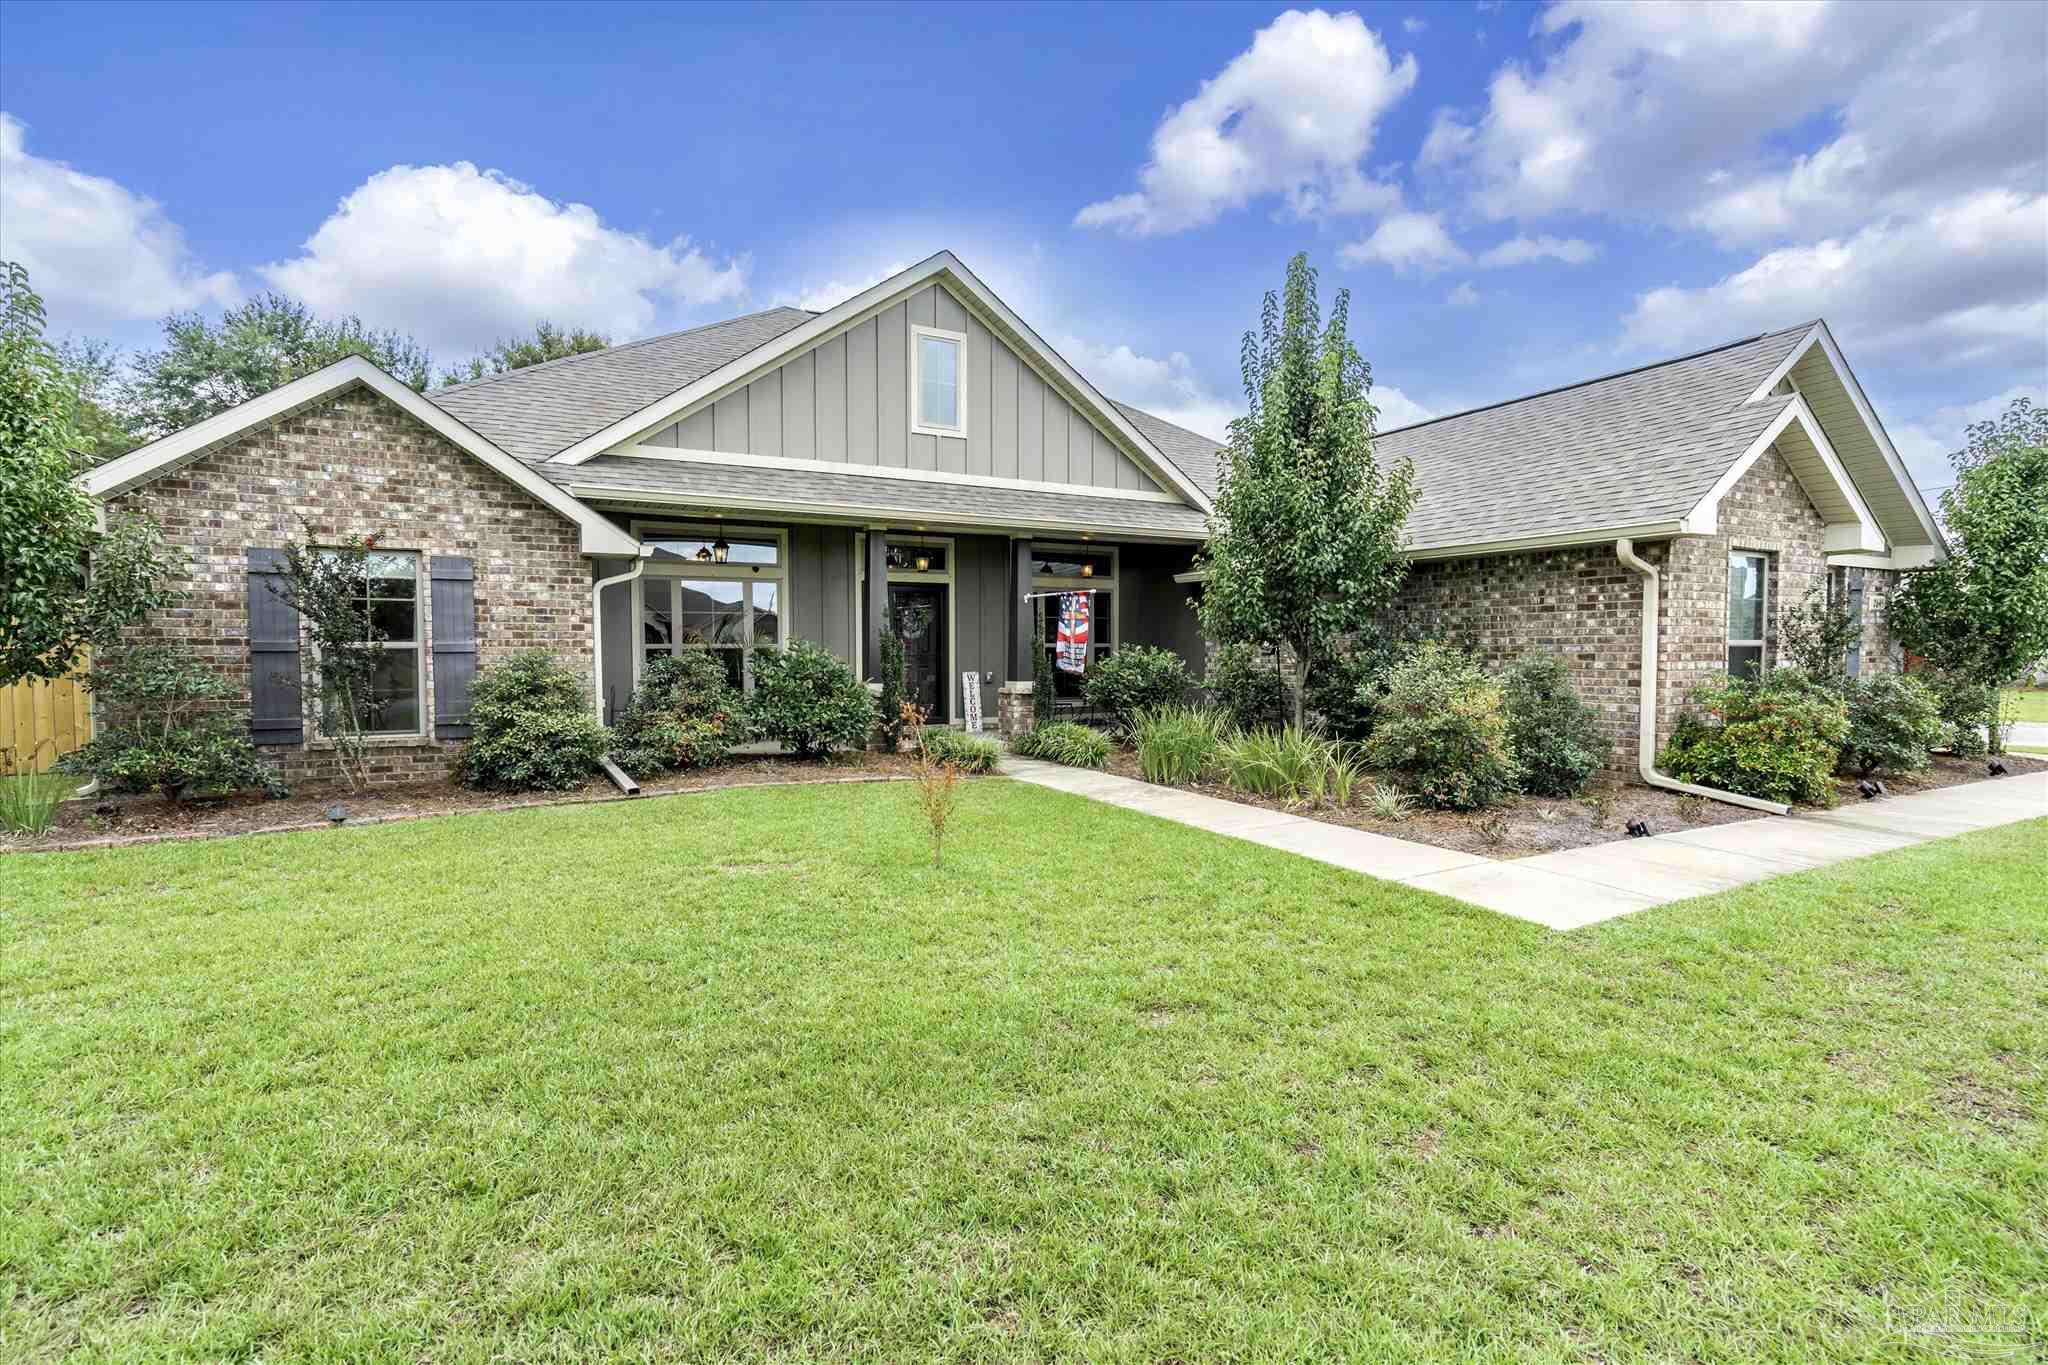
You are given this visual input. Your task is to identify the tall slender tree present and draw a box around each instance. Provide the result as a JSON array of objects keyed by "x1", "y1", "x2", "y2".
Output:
[{"x1": 1195, "y1": 253, "x2": 1417, "y2": 729}]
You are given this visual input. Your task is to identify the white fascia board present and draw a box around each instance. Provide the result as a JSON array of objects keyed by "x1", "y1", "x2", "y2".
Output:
[
  {"x1": 547, "y1": 251, "x2": 1218, "y2": 517},
  {"x1": 565, "y1": 482, "x2": 1208, "y2": 544},
  {"x1": 78, "y1": 356, "x2": 639, "y2": 557},
  {"x1": 1678, "y1": 398, "x2": 1885, "y2": 552},
  {"x1": 611, "y1": 441, "x2": 1186, "y2": 504},
  {"x1": 1745, "y1": 323, "x2": 1945, "y2": 554},
  {"x1": 1827, "y1": 546, "x2": 1944, "y2": 571},
  {"x1": 1406, "y1": 519, "x2": 1690, "y2": 562}
]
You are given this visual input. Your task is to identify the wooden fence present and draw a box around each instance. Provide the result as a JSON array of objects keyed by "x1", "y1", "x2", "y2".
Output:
[{"x1": 3, "y1": 669, "x2": 93, "y2": 773}]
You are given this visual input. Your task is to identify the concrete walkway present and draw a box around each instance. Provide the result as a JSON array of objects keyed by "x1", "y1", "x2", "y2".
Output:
[{"x1": 1001, "y1": 758, "x2": 2047, "y2": 931}]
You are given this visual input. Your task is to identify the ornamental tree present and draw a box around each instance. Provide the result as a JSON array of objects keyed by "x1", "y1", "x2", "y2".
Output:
[
  {"x1": 1886, "y1": 397, "x2": 2048, "y2": 753},
  {"x1": 1195, "y1": 253, "x2": 1417, "y2": 730}
]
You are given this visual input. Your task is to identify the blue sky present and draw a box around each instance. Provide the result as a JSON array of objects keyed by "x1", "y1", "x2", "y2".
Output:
[{"x1": 3, "y1": 0, "x2": 2042, "y2": 492}]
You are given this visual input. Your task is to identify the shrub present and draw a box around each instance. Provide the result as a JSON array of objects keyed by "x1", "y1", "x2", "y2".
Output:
[
  {"x1": 611, "y1": 650, "x2": 744, "y2": 777},
  {"x1": 1501, "y1": 652, "x2": 1609, "y2": 796},
  {"x1": 1839, "y1": 673, "x2": 1942, "y2": 777},
  {"x1": 747, "y1": 640, "x2": 874, "y2": 758},
  {"x1": 1304, "y1": 636, "x2": 1406, "y2": 742},
  {"x1": 1657, "y1": 668, "x2": 1849, "y2": 805},
  {"x1": 1012, "y1": 721, "x2": 1111, "y2": 768},
  {"x1": 1207, "y1": 642, "x2": 1286, "y2": 733},
  {"x1": 876, "y1": 632, "x2": 909, "y2": 752},
  {"x1": 1362, "y1": 643, "x2": 1518, "y2": 810},
  {"x1": 458, "y1": 650, "x2": 609, "y2": 792},
  {"x1": 1031, "y1": 601, "x2": 1056, "y2": 727},
  {"x1": 1779, "y1": 585, "x2": 1862, "y2": 680},
  {"x1": 1216, "y1": 727, "x2": 1343, "y2": 803},
  {"x1": 1927, "y1": 671, "x2": 1996, "y2": 757},
  {"x1": 1131, "y1": 704, "x2": 1226, "y2": 785},
  {"x1": 918, "y1": 727, "x2": 1000, "y2": 774},
  {"x1": 1082, "y1": 645, "x2": 1193, "y2": 731},
  {"x1": 57, "y1": 644, "x2": 278, "y2": 802},
  {"x1": 912, "y1": 749, "x2": 963, "y2": 869}
]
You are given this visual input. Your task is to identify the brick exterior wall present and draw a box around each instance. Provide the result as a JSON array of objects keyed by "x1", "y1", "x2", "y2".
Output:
[
  {"x1": 107, "y1": 385, "x2": 592, "y2": 787},
  {"x1": 1387, "y1": 443, "x2": 1862, "y2": 770}
]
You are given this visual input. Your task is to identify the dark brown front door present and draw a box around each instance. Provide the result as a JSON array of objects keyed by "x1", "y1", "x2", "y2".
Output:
[{"x1": 889, "y1": 585, "x2": 946, "y2": 722}]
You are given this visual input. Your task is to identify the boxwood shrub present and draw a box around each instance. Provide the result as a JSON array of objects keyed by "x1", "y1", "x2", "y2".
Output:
[
  {"x1": 747, "y1": 640, "x2": 875, "y2": 758},
  {"x1": 458, "y1": 650, "x2": 609, "y2": 792},
  {"x1": 611, "y1": 649, "x2": 744, "y2": 777}
]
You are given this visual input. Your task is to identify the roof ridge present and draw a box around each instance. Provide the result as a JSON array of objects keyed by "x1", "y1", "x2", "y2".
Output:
[
  {"x1": 430, "y1": 305, "x2": 818, "y2": 399},
  {"x1": 1375, "y1": 321, "x2": 1820, "y2": 439}
]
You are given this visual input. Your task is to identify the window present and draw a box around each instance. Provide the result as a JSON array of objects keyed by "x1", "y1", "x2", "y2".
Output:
[
  {"x1": 325, "y1": 549, "x2": 422, "y2": 735},
  {"x1": 1032, "y1": 543, "x2": 1117, "y2": 702},
  {"x1": 885, "y1": 542, "x2": 946, "y2": 574},
  {"x1": 911, "y1": 325, "x2": 965, "y2": 437},
  {"x1": 636, "y1": 525, "x2": 785, "y2": 694},
  {"x1": 1727, "y1": 551, "x2": 1768, "y2": 680}
]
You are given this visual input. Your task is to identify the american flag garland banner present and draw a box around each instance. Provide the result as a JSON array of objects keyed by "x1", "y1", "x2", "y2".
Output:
[{"x1": 1056, "y1": 592, "x2": 1092, "y2": 673}]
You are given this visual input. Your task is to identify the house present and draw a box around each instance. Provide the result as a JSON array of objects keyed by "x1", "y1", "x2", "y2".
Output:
[{"x1": 79, "y1": 251, "x2": 1943, "y2": 792}]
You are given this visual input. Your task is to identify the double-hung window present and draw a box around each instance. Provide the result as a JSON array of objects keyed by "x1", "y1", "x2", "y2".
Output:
[
  {"x1": 1727, "y1": 551, "x2": 1768, "y2": 680},
  {"x1": 329, "y1": 550, "x2": 423, "y2": 735},
  {"x1": 910, "y1": 325, "x2": 966, "y2": 437},
  {"x1": 639, "y1": 529, "x2": 785, "y2": 694}
]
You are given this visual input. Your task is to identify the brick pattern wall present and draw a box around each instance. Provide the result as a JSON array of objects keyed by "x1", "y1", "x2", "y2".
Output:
[
  {"x1": 108, "y1": 385, "x2": 591, "y2": 787},
  {"x1": 1656, "y1": 444, "x2": 1828, "y2": 745},
  {"x1": 1387, "y1": 540, "x2": 1665, "y2": 767},
  {"x1": 1386, "y1": 443, "x2": 1840, "y2": 768}
]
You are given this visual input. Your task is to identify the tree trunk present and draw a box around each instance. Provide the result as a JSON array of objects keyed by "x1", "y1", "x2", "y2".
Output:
[{"x1": 1291, "y1": 646, "x2": 1308, "y2": 732}]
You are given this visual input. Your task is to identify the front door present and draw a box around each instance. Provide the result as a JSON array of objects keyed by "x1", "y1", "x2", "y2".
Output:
[{"x1": 889, "y1": 585, "x2": 946, "y2": 723}]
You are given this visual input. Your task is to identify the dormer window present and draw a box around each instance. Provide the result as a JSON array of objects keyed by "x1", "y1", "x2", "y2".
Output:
[{"x1": 910, "y1": 325, "x2": 966, "y2": 437}]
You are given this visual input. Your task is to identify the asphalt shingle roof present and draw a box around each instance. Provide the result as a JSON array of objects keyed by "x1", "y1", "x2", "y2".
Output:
[
  {"x1": 430, "y1": 307, "x2": 815, "y2": 463},
  {"x1": 425, "y1": 299, "x2": 1812, "y2": 552},
  {"x1": 549, "y1": 455, "x2": 1211, "y2": 537}
]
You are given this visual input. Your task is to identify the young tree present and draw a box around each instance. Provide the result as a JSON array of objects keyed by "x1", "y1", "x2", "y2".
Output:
[
  {"x1": 125, "y1": 293, "x2": 432, "y2": 438},
  {"x1": 1195, "y1": 253, "x2": 1418, "y2": 729},
  {"x1": 270, "y1": 527, "x2": 390, "y2": 791},
  {"x1": 442, "y1": 322, "x2": 610, "y2": 386},
  {"x1": 0, "y1": 258, "x2": 172, "y2": 683},
  {"x1": 1887, "y1": 397, "x2": 2048, "y2": 753},
  {"x1": 1779, "y1": 584, "x2": 1862, "y2": 682}
]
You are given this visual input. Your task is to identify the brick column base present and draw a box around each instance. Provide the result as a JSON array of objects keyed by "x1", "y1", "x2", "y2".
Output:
[{"x1": 998, "y1": 681, "x2": 1035, "y2": 741}]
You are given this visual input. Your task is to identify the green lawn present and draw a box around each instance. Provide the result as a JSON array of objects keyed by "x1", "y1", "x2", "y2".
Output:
[
  {"x1": 4, "y1": 782, "x2": 2043, "y2": 1361},
  {"x1": 2004, "y1": 687, "x2": 2048, "y2": 724}
]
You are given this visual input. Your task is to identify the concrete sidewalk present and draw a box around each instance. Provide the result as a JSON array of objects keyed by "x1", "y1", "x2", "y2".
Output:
[{"x1": 1001, "y1": 758, "x2": 2046, "y2": 931}]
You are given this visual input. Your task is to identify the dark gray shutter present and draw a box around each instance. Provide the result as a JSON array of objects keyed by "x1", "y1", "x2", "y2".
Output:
[
  {"x1": 431, "y1": 556, "x2": 478, "y2": 739},
  {"x1": 247, "y1": 548, "x2": 303, "y2": 745}
]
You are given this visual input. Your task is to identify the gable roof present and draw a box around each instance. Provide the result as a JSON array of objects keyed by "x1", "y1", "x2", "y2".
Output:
[
  {"x1": 79, "y1": 357, "x2": 639, "y2": 556},
  {"x1": 430, "y1": 307, "x2": 814, "y2": 464}
]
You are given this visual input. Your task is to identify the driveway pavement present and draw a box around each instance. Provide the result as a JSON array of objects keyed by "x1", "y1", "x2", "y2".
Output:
[{"x1": 1001, "y1": 758, "x2": 2047, "y2": 931}]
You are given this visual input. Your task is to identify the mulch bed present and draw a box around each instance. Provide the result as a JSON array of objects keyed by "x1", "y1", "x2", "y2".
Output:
[
  {"x1": 1102, "y1": 748, "x2": 2044, "y2": 859},
  {"x1": 5, "y1": 751, "x2": 932, "y2": 855}
]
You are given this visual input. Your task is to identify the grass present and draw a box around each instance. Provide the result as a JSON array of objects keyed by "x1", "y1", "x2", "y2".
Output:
[
  {"x1": 2002, "y1": 687, "x2": 2048, "y2": 724},
  {"x1": 3, "y1": 782, "x2": 2044, "y2": 1361},
  {"x1": 0, "y1": 772, "x2": 76, "y2": 837}
]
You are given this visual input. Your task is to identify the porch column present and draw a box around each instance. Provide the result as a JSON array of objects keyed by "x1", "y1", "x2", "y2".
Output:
[
  {"x1": 1008, "y1": 536, "x2": 1034, "y2": 680},
  {"x1": 863, "y1": 529, "x2": 888, "y2": 682}
]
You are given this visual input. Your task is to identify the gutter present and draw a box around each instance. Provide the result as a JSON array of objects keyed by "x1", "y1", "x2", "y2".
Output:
[
  {"x1": 590, "y1": 549, "x2": 652, "y2": 726},
  {"x1": 1614, "y1": 538, "x2": 1791, "y2": 816}
]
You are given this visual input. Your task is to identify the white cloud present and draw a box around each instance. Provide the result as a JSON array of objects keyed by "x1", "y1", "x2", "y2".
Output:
[
  {"x1": 777, "y1": 261, "x2": 909, "y2": 313},
  {"x1": 1475, "y1": 233, "x2": 1597, "y2": 267},
  {"x1": 1372, "y1": 384, "x2": 1436, "y2": 430},
  {"x1": 1622, "y1": 191, "x2": 2048, "y2": 368},
  {"x1": 1056, "y1": 333, "x2": 1240, "y2": 441},
  {"x1": 1888, "y1": 386, "x2": 2041, "y2": 488},
  {"x1": 259, "y1": 161, "x2": 747, "y2": 357},
  {"x1": 1447, "y1": 281, "x2": 1481, "y2": 308},
  {"x1": 0, "y1": 111, "x2": 238, "y2": 326},
  {"x1": 1075, "y1": 9, "x2": 1417, "y2": 235},
  {"x1": 1403, "y1": 16, "x2": 1427, "y2": 33},
  {"x1": 1340, "y1": 211, "x2": 1469, "y2": 275}
]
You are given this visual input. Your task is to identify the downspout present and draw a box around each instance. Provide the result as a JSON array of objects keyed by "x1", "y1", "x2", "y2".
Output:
[
  {"x1": 590, "y1": 549, "x2": 652, "y2": 725},
  {"x1": 1614, "y1": 538, "x2": 1791, "y2": 816}
]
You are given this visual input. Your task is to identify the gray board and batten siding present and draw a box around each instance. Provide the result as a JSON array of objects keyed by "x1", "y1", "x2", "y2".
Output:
[{"x1": 633, "y1": 284, "x2": 1163, "y2": 495}]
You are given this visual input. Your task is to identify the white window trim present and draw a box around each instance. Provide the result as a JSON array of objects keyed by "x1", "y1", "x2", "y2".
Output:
[
  {"x1": 311, "y1": 548, "x2": 427, "y2": 743},
  {"x1": 1727, "y1": 550, "x2": 1768, "y2": 677},
  {"x1": 909, "y1": 323, "x2": 968, "y2": 439},
  {"x1": 1032, "y1": 542, "x2": 1119, "y2": 689},
  {"x1": 628, "y1": 521, "x2": 789, "y2": 693}
]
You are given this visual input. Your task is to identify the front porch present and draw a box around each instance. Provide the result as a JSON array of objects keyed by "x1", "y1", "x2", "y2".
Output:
[{"x1": 590, "y1": 516, "x2": 1204, "y2": 734}]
